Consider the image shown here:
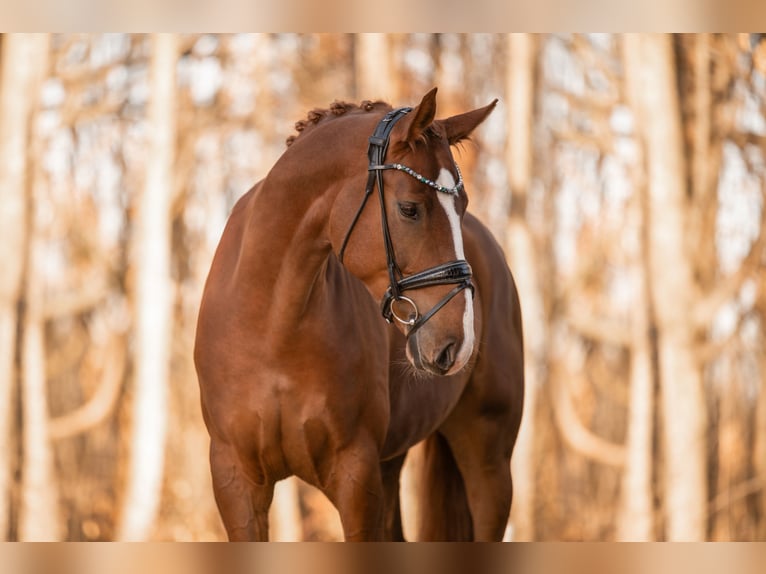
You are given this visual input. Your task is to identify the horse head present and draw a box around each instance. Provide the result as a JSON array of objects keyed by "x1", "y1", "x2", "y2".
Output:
[{"x1": 330, "y1": 88, "x2": 497, "y2": 376}]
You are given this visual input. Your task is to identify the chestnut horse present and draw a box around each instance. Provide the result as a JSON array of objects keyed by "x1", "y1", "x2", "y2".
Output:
[{"x1": 194, "y1": 88, "x2": 524, "y2": 541}]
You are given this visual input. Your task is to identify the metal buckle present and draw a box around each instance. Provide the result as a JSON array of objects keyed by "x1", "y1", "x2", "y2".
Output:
[{"x1": 388, "y1": 296, "x2": 419, "y2": 326}]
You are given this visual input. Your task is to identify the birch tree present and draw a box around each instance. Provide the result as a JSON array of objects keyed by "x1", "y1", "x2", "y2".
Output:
[
  {"x1": 756, "y1": 318, "x2": 766, "y2": 539},
  {"x1": 0, "y1": 33, "x2": 50, "y2": 541},
  {"x1": 20, "y1": 169, "x2": 61, "y2": 542},
  {"x1": 623, "y1": 33, "x2": 707, "y2": 541},
  {"x1": 615, "y1": 53, "x2": 656, "y2": 536},
  {"x1": 504, "y1": 33, "x2": 540, "y2": 542},
  {"x1": 0, "y1": 32, "x2": 26, "y2": 542},
  {"x1": 354, "y1": 34, "x2": 394, "y2": 101},
  {"x1": 116, "y1": 33, "x2": 178, "y2": 541}
]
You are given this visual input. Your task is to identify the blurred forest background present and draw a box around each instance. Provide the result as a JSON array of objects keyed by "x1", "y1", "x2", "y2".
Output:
[{"x1": 1, "y1": 33, "x2": 766, "y2": 541}]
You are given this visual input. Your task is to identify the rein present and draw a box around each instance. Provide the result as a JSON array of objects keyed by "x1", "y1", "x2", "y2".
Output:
[{"x1": 338, "y1": 107, "x2": 474, "y2": 337}]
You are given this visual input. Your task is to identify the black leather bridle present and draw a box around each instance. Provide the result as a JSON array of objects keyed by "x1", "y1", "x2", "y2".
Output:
[{"x1": 338, "y1": 107, "x2": 474, "y2": 337}]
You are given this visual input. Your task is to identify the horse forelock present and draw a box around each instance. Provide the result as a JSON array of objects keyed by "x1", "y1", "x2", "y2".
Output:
[{"x1": 285, "y1": 99, "x2": 392, "y2": 147}]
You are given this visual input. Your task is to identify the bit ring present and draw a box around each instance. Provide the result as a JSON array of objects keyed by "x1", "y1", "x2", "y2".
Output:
[{"x1": 389, "y1": 296, "x2": 419, "y2": 326}]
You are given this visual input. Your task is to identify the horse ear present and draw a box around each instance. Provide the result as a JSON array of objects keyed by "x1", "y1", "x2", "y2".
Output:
[
  {"x1": 437, "y1": 99, "x2": 498, "y2": 146},
  {"x1": 398, "y1": 87, "x2": 438, "y2": 146}
]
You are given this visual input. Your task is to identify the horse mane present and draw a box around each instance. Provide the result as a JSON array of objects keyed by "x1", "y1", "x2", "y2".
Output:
[{"x1": 285, "y1": 99, "x2": 391, "y2": 147}]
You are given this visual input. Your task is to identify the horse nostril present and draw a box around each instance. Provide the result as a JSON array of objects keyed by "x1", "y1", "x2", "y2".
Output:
[{"x1": 434, "y1": 342, "x2": 456, "y2": 374}]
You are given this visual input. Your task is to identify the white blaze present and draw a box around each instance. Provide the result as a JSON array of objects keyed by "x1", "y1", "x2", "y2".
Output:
[{"x1": 435, "y1": 168, "x2": 475, "y2": 371}]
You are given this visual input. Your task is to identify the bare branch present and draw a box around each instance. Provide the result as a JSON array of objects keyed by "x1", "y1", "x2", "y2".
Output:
[
  {"x1": 727, "y1": 132, "x2": 766, "y2": 157},
  {"x1": 696, "y1": 309, "x2": 752, "y2": 364},
  {"x1": 708, "y1": 475, "x2": 765, "y2": 517},
  {"x1": 42, "y1": 278, "x2": 109, "y2": 320},
  {"x1": 565, "y1": 304, "x2": 631, "y2": 347},
  {"x1": 551, "y1": 370, "x2": 626, "y2": 467},
  {"x1": 60, "y1": 99, "x2": 125, "y2": 127},
  {"x1": 48, "y1": 335, "x2": 125, "y2": 441},
  {"x1": 553, "y1": 127, "x2": 614, "y2": 155}
]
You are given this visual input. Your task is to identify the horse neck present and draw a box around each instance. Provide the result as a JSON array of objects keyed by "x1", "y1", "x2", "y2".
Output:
[{"x1": 235, "y1": 149, "x2": 347, "y2": 327}]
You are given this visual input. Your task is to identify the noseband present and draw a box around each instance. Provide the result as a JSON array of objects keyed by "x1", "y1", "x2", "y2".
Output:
[{"x1": 338, "y1": 107, "x2": 474, "y2": 337}]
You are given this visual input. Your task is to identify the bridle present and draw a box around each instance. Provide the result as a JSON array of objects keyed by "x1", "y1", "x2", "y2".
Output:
[{"x1": 338, "y1": 107, "x2": 474, "y2": 337}]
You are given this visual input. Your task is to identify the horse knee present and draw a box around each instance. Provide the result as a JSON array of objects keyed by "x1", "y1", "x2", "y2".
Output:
[
  {"x1": 209, "y1": 442, "x2": 274, "y2": 541},
  {"x1": 325, "y1": 448, "x2": 386, "y2": 541}
]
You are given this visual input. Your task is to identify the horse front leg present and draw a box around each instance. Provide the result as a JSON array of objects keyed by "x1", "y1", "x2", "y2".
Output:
[
  {"x1": 210, "y1": 440, "x2": 275, "y2": 541},
  {"x1": 324, "y1": 443, "x2": 386, "y2": 541},
  {"x1": 441, "y1": 417, "x2": 514, "y2": 541}
]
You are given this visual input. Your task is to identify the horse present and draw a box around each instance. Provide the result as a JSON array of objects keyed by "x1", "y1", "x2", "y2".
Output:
[{"x1": 194, "y1": 88, "x2": 524, "y2": 541}]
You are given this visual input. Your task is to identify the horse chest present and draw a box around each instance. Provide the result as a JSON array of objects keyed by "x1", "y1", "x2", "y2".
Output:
[{"x1": 381, "y1": 368, "x2": 469, "y2": 458}]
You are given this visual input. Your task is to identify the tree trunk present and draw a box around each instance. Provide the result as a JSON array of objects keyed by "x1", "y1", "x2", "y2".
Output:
[
  {"x1": 20, "y1": 235, "x2": 61, "y2": 541},
  {"x1": 615, "y1": 36, "x2": 658, "y2": 542},
  {"x1": 269, "y1": 477, "x2": 304, "y2": 541},
  {"x1": 116, "y1": 33, "x2": 178, "y2": 541},
  {"x1": 400, "y1": 442, "x2": 424, "y2": 540},
  {"x1": 614, "y1": 230, "x2": 656, "y2": 541},
  {"x1": 711, "y1": 356, "x2": 749, "y2": 541},
  {"x1": 0, "y1": 32, "x2": 25, "y2": 542},
  {"x1": 755, "y1": 342, "x2": 766, "y2": 539},
  {"x1": 0, "y1": 33, "x2": 50, "y2": 541},
  {"x1": 615, "y1": 189, "x2": 656, "y2": 540},
  {"x1": 354, "y1": 34, "x2": 394, "y2": 101},
  {"x1": 623, "y1": 33, "x2": 707, "y2": 541},
  {"x1": 505, "y1": 33, "x2": 540, "y2": 542}
]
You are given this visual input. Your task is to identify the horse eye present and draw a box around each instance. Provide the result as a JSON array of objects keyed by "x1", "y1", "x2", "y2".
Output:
[{"x1": 398, "y1": 202, "x2": 419, "y2": 219}]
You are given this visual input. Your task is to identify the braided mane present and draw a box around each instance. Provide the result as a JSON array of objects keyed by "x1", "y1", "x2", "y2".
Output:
[{"x1": 285, "y1": 99, "x2": 391, "y2": 147}]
